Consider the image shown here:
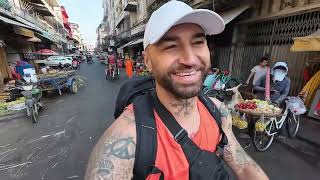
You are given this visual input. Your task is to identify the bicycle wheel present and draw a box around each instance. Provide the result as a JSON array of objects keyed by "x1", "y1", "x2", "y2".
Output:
[
  {"x1": 286, "y1": 112, "x2": 300, "y2": 138},
  {"x1": 253, "y1": 121, "x2": 274, "y2": 152}
]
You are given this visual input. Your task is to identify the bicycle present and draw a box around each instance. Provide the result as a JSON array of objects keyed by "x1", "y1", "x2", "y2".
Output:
[{"x1": 252, "y1": 98, "x2": 301, "y2": 151}]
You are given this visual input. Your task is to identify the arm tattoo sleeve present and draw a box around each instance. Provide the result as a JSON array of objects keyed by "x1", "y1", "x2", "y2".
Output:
[
  {"x1": 89, "y1": 136, "x2": 136, "y2": 180},
  {"x1": 218, "y1": 103, "x2": 231, "y2": 118}
]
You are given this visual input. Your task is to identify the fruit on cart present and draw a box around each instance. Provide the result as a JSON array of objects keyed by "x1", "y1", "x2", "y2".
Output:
[
  {"x1": 236, "y1": 99, "x2": 282, "y2": 114},
  {"x1": 255, "y1": 121, "x2": 267, "y2": 132},
  {"x1": 235, "y1": 101, "x2": 257, "y2": 109},
  {"x1": 232, "y1": 114, "x2": 248, "y2": 129}
]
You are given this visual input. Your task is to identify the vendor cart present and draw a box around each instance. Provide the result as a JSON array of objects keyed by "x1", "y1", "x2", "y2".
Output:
[
  {"x1": 235, "y1": 99, "x2": 300, "y2": 152},
  {"x1": 37, "y1": 70, "x2": 78, "y2": 95}
]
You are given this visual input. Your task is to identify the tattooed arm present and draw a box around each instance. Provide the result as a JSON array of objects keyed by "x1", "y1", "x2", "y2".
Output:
[
  {"x1": 210, "y1": 98, "x2": 269, "y2": 180},
  {"x1": 85, "y1": 109, "x2": 136, "y2": 180}
]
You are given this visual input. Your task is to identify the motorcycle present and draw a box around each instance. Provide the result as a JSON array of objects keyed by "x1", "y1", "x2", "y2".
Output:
[
  {"x1": 87, "y1": 56, "x2": 93, "y2": 64},
  {"x1": 20, "y1": 84, "x2": 43, "y2": 123},
  {"x1": 72, "y1": 60, "x2": 80, "y2": 70},
  {"x1": 105, "y1": 64, "x2": 119, "y2": 80}
]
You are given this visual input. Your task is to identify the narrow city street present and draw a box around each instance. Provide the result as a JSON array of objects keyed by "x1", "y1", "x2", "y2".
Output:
[{"x1": 0, "y1": 60, "x2": 318, "y2": 180}]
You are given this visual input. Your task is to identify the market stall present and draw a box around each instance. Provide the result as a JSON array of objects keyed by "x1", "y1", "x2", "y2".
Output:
[{"x1": 291, "y1": 29, "x2": 320, "y2": 120}]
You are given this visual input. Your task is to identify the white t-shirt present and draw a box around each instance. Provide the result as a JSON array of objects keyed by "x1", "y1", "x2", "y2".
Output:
[{"x1": 251, "y1": 65, "x2": 267, "y2": 85}]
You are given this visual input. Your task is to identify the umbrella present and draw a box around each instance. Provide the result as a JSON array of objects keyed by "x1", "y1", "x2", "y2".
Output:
[
  {"x1": 290, "y1": 29, "x2": 320, "y2": 52},
  {"x1": 36, "y1": 49, "x2": 58, "y2": 55}
]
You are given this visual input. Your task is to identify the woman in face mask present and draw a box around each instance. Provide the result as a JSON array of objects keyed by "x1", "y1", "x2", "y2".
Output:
[{"x1": 253, "y1": 61, "x2": 291, "y2": 105}]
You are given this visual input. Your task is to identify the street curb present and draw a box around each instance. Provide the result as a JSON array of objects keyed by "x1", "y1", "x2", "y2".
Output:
[{"x1": 0, "y1": 110, "x2": 25, "y2": 123}]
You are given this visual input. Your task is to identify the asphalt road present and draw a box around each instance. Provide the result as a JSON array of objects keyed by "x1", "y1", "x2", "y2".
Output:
[{"x1": 0, "y1": 59, "x2": 318, "y2": 180}]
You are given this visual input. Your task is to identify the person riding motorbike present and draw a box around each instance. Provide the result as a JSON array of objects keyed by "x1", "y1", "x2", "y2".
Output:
[
  {"x1": 72, "y1": 57, "x2": 80, "y2": 69},
  {"x1": 106, "y1": 54, "x2": 118, "y2": 78},
  {"x1": 87, "y1": 55, "x2": 93, "y2": 63},
  {"x1": 253, "y1": 61, "x2": 291, "y2": 106}
]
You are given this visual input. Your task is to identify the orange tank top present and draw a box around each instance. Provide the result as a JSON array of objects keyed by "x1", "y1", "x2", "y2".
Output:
[{"x1": 128, "y1": 98, "x2": 221, "y2": 180}]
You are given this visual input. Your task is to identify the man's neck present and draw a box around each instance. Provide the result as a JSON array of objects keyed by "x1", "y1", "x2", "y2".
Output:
[{"x1": 155, "y1": 85, "x2": 198, "y2": 122}]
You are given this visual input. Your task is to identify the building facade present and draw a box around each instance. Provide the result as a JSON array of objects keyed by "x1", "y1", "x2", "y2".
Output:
[
  {"x1": 99, "y1": 0, "x2": 320, "y2": 95},
  {"x1": 0, "y1": 0, "x2": 76, "y2": 82},
  {"x1": 70, "y1": 22, "x2": 86, "y2": 52}
]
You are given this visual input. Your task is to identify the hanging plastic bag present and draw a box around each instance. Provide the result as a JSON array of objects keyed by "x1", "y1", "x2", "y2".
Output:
[
  {"x1": 213, "y1": 79, "x2": 223, "y2": 90},
  {"x1": 287, "y1": 97, "x2": 307, "y2": 115}
]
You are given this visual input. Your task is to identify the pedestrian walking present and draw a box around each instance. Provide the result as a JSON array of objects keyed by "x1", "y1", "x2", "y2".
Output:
[{"x1": 85, "y1": 1, "x2": 269, "y2": 180}]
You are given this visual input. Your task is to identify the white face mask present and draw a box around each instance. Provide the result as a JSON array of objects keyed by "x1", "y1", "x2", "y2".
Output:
[{"x1": 272, "y1": 69, "x2": 287, "y2": 83}]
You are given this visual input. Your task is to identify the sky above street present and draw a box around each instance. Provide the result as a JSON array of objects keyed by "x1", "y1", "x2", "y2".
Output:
[{"x1": 59, "y1": 0, "x2": 103, "y2": 45}]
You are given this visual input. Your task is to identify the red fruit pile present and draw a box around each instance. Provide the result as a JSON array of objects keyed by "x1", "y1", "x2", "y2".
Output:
[{"x1": 235, "y1": 102, "x2": 257, "y2": 110}]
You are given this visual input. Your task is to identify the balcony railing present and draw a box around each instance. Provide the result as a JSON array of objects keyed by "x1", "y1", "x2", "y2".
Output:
[{"x1": 117, "y1": 30, "x2": 131, "y2": 40}]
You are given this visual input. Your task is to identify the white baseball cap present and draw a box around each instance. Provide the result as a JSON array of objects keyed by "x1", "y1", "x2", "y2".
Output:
[{"x1": 143, "y1": 0, "x2": 225, "y2": 50}]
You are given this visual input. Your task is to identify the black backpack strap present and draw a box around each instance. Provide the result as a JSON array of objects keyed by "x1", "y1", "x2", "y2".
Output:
[
  {"x1": 132, "y1": 93, "x2": 158, "y2": 180},
  {"x1": 198, "y1": 93, "x2": 228, "y2": 155},
  {"x1": 151, "y1": 92, "x2": 201, "y2": 164}
]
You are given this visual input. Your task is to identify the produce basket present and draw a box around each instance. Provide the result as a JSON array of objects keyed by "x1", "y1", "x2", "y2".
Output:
[
  {"x1": 235, "y1": 99, "x2": 283, "y2": 117},
  {"x1": 235, "y1": 107, "x2": 282, "y2": 117}
]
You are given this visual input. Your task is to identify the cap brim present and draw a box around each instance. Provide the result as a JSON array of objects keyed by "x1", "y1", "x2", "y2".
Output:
[{"x1": 150, "y1": 9, "x2": 225, "y2": 45}]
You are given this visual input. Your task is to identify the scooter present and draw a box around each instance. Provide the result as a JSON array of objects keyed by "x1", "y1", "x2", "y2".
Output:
[
  {"x1": 72, "y1": 61, "x2": 80, "y2": 70},
  {"x1": 20, "y1": 84, "x2": 43, "y2": 123}
]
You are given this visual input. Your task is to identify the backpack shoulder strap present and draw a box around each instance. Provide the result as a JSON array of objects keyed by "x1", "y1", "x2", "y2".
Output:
[
  {"x1": 198, "y1": 93, "x2": 228, "y2": 152},
  {"x1": 198, "y1": 93, "x2": 222, "y2": 126},
  {"x1": 132, "y1": 93, "x2": 157, "y2": 180}
]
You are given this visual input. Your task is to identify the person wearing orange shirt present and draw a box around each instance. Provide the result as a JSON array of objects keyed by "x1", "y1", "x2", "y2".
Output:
[{"x1": 125, "y1": 55, "x2": 133, "y2": 78}]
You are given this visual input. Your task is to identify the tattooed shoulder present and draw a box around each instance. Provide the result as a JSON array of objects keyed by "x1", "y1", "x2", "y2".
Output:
[
  {"x1": 119, "y1": 109, "x2": 136, "y2": 125},
  {"x1": 85, "y1": 110, "x2": 137, "y2": 180},
  {"x1": 86, "y1": 134, "x2": 136, "y2": 180}
]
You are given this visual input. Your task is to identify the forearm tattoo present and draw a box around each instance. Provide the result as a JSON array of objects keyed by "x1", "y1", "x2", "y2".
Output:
[{"x1": 224, "y1": 137, "x2": 263, "y2": 174}]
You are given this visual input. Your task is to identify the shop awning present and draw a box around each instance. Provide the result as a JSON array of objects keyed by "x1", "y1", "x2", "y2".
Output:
[
  {"x1": 220, "y1": 4, "x2": 251, "y2": 24},
  {"x1": 128, "y1": 38, "x2": 143, "y2": 47},
  {"x1": 119, "y1": 38, "x2": 143, "y2": 49},
  {"x1": 36, "y1": 31, "x2": 56, "y2": 43},
  {"x1": 0, "y1": 15, "x2": 34, "y2": 29},
  {"x1": 290, "y1": 29, "x2": 320, "y2": 52},
  {"x1": 118, "y1": 41, "x2": 134, "y2": 49}
]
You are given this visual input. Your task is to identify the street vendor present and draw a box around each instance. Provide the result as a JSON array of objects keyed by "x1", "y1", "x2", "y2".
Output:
[
  {"x1": 253, "y1": 61, "x2": 291, "y2": 105},
  {"x1": 246, "y1": 57, "x2": 269, "y2": 85}
]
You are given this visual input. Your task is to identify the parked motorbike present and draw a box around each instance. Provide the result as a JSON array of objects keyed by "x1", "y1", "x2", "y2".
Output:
[{"x1": 20, "y1": 84, "x2": 43, "y2": 123}]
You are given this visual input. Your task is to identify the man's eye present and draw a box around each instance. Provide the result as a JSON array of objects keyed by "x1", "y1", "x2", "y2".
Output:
[
  {"x1": 164, "y1": 45, "x2": 177, "y2": 50},
  {"x1": 193, "y1": 40, "x2": 204, "y2": 45}
]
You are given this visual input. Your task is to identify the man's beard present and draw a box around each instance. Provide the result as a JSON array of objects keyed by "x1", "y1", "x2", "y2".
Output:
[{"x1": 153, "y1": 63, "x2": 209, "y2": 99}]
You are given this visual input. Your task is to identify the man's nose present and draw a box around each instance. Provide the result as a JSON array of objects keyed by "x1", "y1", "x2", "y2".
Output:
[{"x1": 178, "y1": 45, "x2": 198, "y2": 66}]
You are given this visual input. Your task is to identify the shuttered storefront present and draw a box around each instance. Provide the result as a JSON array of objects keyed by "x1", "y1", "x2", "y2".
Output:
[{"x1": 228, "y1": 10, "x2": 320, "y2": 95}]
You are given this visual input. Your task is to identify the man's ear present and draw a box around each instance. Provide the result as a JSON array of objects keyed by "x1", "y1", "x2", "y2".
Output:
[{"x1": 143, "y1": 50, "x2": 152, "y2": 72}]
